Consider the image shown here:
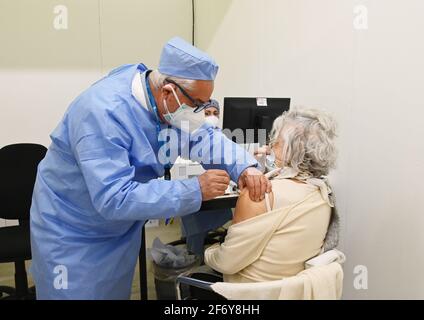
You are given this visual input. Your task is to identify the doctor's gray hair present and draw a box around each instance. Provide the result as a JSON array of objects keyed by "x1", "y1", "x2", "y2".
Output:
[
  {"x1": 269, "y1": 107, "x2": 338, "y2": 178},
  {"x1": 150, "y1": 70, "x2": 196, "y2": 92}
]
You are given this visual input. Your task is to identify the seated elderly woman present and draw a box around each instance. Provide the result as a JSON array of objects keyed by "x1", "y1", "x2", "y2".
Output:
[{"x1": 204, "y1": 107, "x2": 338, "y2": 283}]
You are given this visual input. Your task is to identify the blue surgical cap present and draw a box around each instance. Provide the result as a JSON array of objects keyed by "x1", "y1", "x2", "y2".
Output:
[
  {"x1": 205, "y1": 99, "x2": 220, "y2": 112},
  {"x1": 159, "y1": 37, "x2": 219, "y2": 81}
]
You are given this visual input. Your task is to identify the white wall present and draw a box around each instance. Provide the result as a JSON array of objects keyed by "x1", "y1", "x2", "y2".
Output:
[
  {"x1": 0, "y1": 0, "x2": 193, "y2": 147},
  {"x1": 195, "y1": 0, "x2": 424, "y2": 299},
  {"x1": 0, "y1": 0, "x2": 192, "y2": 227}
]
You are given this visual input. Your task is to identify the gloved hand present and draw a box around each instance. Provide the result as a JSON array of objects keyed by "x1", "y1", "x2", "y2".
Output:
[
  {"x1": 238, "y1": 167, "x2": 272, "y2": 202},
  {"x1": 253, "y1": 145, "x2": 271, "y2": 173},
  {"x1": 198, "y1": 170, "x2": 230, "y2": 201},
  {"x1": 253, "y1": 145, "x2": 271, "y2": 159}
]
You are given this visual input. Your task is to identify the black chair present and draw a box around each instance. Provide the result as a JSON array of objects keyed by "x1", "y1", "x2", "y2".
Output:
[
  {"x1": 0, "y1": 143, "x2": 47, "y2": 300},
  {"x1": 176, "y1": 268, "x2": 226, "y2": 300}
]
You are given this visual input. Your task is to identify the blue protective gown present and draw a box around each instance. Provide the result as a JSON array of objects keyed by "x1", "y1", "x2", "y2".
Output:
[{"x1": 29, "y1": 63, "x2": 257, "y2": 299}]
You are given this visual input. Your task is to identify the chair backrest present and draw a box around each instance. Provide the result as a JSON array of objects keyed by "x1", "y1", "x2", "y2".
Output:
[{"x1": 0, "y1": 143, "x2": 47, "y2": 220}]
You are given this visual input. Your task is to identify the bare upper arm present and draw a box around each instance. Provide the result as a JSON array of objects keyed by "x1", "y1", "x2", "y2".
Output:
[{"x1": 232, "y1": 189, "x2": 274, "y2": 225}]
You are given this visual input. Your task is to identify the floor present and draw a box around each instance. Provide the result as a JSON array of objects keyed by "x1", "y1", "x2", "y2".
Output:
[{"x1": 0, "y1": 219, "x2": 183, "y2": 300}]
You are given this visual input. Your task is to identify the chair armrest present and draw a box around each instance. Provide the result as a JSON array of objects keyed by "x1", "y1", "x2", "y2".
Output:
[
  {"x1": 305, "y1": 249, "x2": 346, "y2": 269},
  {"x1": 175, "y1": 275, "x2": 214, "y2": 300}
]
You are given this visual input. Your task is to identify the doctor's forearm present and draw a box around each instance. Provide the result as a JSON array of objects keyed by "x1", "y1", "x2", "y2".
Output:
[
  {"x1": 191, "y1": 130, "x2": 258, "y2": 182},
  {"x1": 93, "y1": 178, "x2": 202, "y2": 221}
]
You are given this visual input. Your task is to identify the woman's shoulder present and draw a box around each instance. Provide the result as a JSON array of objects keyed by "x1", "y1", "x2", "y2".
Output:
[
  {"x1": 272, "y1": 178, "x2": 317, "y2": 194},
  {"x1": 271, "y1": 178, "x2": 318, "y2": 207},
  {"x1": 232, "y1": 189, "x2": 274, "y2": 225},
  {"x1": 272, "y1": 177, "x2": 315, "y2": 187},
  {"x1": 231, "y1": 178, "x2": 321, "y2": 225}
]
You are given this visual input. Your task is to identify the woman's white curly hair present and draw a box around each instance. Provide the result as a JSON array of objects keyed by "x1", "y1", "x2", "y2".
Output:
[{"x1": 269, "y1": 107, "x2": 338, "y2": 178}]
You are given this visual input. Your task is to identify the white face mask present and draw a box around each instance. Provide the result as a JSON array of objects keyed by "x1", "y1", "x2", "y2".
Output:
[
  {"x1": 162, "y1": 86, "x2": 205, "y2": 133},
  {"x1": 205, "y1": 115, "x2": 220, "y2": 128},
  {"x1": 265, "y1": 150, "x2": 277, "y2": 173}
]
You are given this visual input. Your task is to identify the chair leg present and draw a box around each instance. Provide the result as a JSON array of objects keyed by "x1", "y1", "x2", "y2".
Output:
[{"x1": 14, "y1": 260, "x2": 29, "y2": 298}]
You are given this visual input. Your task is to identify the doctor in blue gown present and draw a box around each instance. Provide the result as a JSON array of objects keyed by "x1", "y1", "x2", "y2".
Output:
[{"x1": 30, "y1": 37, "x2": 271, "y2": 299}]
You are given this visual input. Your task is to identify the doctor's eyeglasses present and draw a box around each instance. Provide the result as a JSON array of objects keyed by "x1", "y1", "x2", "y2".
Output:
[{"x1": 164, "y1": 78, "x2": 209, "y2": 113}]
